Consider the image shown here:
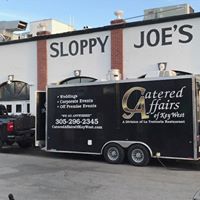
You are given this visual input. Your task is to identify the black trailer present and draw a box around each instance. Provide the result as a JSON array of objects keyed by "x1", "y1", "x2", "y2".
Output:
[{"x1": 36, "y1": 75, "x2": 200, "y2": 166}]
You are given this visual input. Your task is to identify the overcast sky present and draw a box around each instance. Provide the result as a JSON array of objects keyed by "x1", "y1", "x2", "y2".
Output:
[{"x1": 0, "y1": 0, "x2": 200, "y2": 29}]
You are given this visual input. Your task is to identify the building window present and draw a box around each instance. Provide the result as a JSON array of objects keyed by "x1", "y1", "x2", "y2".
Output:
[
  {"x1": 6, "y1": 105, "x2": 12, "y2": 113},
  {"x1": 16, "y1": 104, "x2": 22, "y2": 113},
  {"x1": 59, "y1": 76, "x2": 97, "y2": 85},
  {"x1": 0, "y1": 81, "x2": 30, "y2": 101}
]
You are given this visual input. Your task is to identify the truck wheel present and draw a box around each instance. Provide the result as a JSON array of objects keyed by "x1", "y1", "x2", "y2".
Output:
[
  {"x1": 103, "y1": 143, "x2": 125, "y2": 164},
  {"x1": 127, "y1": 144, "x2": 150, "y2": 166},
  {"x1": 17, "y1": 141, "x2": 32, "y2": 148}
]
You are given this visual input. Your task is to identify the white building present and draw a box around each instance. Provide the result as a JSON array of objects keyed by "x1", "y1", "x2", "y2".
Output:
[
  {"x1": 0, "y1": 5, "x2": 199, "y2": 116},
  {"x1": 29, "y1": 19, "x2": 75, "y2": 37}
]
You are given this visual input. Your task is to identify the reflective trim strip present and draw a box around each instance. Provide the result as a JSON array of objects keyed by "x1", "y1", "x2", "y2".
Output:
[
  {"x1": 152, "y1": 155, "x2": 200, "y2": 161},
  {"x1": 44, "y1": 149, "x2": 101, "y2": 155}
]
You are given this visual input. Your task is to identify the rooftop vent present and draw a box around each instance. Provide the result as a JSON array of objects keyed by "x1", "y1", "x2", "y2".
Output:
[{"x1": 114, "y1": 10, "x2": 124, "y2": 19}]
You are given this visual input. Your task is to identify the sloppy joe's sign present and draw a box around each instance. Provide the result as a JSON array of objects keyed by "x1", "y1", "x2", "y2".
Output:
[
  {"x1": 49, "y1": 35, "x2": 109, "y2": 58},
  {"x1": 48, "y1": 22, "x2": 195, "y2": 58},
  {"x1": 133, "y1": 24, "x2": 193, "y2": 48}
]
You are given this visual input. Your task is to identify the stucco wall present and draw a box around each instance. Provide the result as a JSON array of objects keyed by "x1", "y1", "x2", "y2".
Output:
[
  {"x1": 0, "y1": 41, "x2": 37, "y2": 114},
  {"x1": 124, "y1": 17, "x2": 200, "y2": 78},
  {"x1": 47, "y1": 31, "x2": 111, "y2": 83}
]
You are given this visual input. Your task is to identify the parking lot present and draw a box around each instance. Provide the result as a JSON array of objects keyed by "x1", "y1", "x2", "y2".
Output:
[{"x1": 0, "y1": 146, "x2": 200, "y2": 200}]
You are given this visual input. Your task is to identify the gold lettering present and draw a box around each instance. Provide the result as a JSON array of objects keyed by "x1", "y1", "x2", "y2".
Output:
[{"x1": 122, "y1": 87, "x2": 149, "y2": 120}]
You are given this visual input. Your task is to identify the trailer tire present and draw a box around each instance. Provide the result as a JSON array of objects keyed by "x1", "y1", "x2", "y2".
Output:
[
  {"x1": 103, "y1": 143, "x2": 125, "y2": 164},
  {"x1": 127, "y1": 144, "x2": 150, "y2": 166}
]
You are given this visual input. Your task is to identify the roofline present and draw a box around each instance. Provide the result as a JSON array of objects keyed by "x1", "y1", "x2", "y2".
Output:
[
  {"x1": 30, "y1": 18, "x2": 69, "y2": 25},
  {"x1": 0, "y1": 12, "x2": 200, "y2": 46}
]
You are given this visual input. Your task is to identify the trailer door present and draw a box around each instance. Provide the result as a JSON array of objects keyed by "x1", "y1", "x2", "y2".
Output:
[
  {"x1": 195, "y1": 78, "x2": 200, "y2": 158},
  {"x1": 35, "y1": 91, "x2": 46, "y2": 147}
]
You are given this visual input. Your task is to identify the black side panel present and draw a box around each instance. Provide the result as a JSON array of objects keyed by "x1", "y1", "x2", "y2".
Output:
[
  {"x1": 120, "y1": 78, "x2": 194, "y2": 158},
  {"x1": 36, "y1": 91, "x2": 46, "y2": 142},
  {"x1": 46, "y1": 77, "x2": 194, "y2": 158},
  {"x1": 47, "y1": 84, "x2": 118, "y2": 153}
]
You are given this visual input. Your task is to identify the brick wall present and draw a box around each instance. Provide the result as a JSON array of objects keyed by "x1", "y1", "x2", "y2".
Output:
[
  {"x1": 37, "y1": 39, "x2": 47, "y2": 90},
  {"x1": 111, "y1": 19, "x2": 125, "y2": 78},
  {"x1": 36, "y1": 21, "x2": 125, "y2": 86}
]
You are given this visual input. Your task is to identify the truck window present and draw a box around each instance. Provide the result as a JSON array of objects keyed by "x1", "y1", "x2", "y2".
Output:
[
  {"x1": 0, "y1": 104, "x2": 7, "y2": 115},
  {"x1": 16, "y1": 104, "x2": 22, "y2": 113},
  {"x1": 6, "y1": 105, "x2": 12, "y2": 113}
]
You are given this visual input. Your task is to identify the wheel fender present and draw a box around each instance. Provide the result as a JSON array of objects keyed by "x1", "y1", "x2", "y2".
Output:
[{"x1": 101, "y1": 141, "x2": 153, "y2": 157}]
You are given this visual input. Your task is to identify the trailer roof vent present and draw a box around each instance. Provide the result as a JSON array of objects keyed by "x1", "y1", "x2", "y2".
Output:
[
  {"x1": 159, "y1": 70, "x2": 177, "y2": 77},
  {"x1": 138, "y1": 69, "x2": 192, "y2": 79},
  {"x1": 145, "y1": 70, "x2": 177, "y2": 78}
]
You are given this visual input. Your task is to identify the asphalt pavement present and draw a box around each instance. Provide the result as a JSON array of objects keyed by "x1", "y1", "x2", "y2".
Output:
[{"x1": 0, "y1": 146, "x2": 200, "y2": 200}]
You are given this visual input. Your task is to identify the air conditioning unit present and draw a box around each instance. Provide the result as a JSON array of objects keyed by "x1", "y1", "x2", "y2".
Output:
[
  {"x1": 0, "y1": 20, "x2": 27, "y2": 32},
  {"x1": 0, "y1": 20, "x2": 27, "y2": 41},
  {"x1": 144, "y1": 4, "x2": 194, "y2": 20}
]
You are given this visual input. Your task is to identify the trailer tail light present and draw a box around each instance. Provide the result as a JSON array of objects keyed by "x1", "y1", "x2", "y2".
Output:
[{"x1": 7, "y1": 122, "x2": 14, "y2": 132}]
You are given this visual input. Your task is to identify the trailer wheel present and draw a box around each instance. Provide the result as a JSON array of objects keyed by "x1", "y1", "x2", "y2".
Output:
[
  {"x1": 127, "y1": 144, "x2": 150, "y2": 166},
  {"x1": 103, "y1": 143, "x2": 125, "y2": 164}
]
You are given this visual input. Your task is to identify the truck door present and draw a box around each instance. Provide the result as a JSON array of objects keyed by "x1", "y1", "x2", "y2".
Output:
[{"x1": 35, "y1": 91, "x2": 46, "y2": 147}]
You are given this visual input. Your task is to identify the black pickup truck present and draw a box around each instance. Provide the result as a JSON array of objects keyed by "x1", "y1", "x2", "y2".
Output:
[{"x1": 0, "y1": 105, "x2": 35, "y2": 148}]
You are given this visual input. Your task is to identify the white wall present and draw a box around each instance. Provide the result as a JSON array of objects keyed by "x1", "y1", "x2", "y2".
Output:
[
  {"x1": 124, "y1": 17, "x2": 200, "y2": 78},
  {"x1": 47, "y1": 31, "x2": 111, "y2": 83},
  {"x1": 0, "y1": 41, "x2": 37, "y2": 114}
]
